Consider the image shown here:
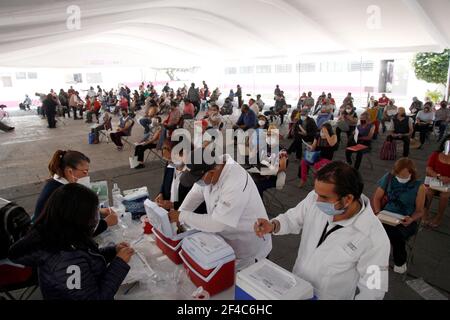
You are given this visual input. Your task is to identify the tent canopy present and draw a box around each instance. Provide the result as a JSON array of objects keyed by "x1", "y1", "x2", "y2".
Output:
[{"x1": 0, "y1": 0, "x2": 449, "y2": 68}]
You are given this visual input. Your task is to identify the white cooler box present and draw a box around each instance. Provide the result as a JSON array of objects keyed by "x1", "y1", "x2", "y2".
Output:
[
  {"x1": 144, "y1": 199, "x2": 197, "y2": 264},
  {"x1": 235, "y1": 258, "x2": 314, "y2": 300},
  {"x1": 179, "y1": 232, "x2": 236, "y2": 296}
]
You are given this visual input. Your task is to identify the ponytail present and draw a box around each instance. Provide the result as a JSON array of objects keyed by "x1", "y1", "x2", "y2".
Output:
[
  {"x1": 47, "y1": 150, "x2": 90, "y2": 178},
  {"x1": 48, "y1": 150, "x2": 67, "y2": 177}
]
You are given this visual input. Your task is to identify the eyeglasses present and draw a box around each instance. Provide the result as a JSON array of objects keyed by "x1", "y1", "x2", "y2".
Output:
[{"x1": 73, "y1": 167, "x2": 89, "y2": 175}]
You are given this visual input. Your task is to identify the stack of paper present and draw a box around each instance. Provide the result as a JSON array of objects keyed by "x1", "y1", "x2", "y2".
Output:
[{"x1": 377, "y1": 210, "x2": 406, "y2": 226}]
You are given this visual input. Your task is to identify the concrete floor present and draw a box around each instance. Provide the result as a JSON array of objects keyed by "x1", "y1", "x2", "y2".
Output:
[{"x1": 1, "y1": 107, "x2": 449, "y2": 300}]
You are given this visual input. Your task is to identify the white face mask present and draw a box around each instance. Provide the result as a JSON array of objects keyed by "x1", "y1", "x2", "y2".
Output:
[
  {"x1": 258, "y1": 120, "x2": 266, "y2": 127},
  {"x1": 396, "y1": 175, "x2": 411, "y2": 184},
  {"x1": 346, "y1": 109, "x2": 352, "y2": 113},
  {"x1": 77, "y1": 176, "x2": 91, "y2": 188},
  {"x1": 300, "y1": 116, "x2": 307, "y2": 121}
]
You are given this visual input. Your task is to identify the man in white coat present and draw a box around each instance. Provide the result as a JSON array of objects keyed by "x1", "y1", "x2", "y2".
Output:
[
  {"x1": 255, "y1": 161, "x2": 390, "y2": 300},
  {"x1": 168, "y1": 150, "x2": 272, "y2": 270}
]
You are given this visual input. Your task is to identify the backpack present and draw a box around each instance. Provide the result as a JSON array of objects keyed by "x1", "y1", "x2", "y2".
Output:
[
  {"x1": 380, "y1": 135, "x2": 397, "y2": 160},
  {"x1": 0, "y1": 199, "x2": 31, "y2": 259}
]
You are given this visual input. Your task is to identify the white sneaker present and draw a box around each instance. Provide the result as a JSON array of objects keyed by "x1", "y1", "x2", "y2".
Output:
[{"x1": 393, "y1": 263, "x2": 407, "y2": 274}]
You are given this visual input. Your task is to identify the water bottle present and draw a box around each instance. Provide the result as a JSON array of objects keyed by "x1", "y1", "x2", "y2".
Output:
[{"x1": 112, "y1": 183, "x2": 122, "y2": 208}]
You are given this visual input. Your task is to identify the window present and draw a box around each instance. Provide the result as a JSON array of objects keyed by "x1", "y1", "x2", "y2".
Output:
[
  {"x1": 87, "y1": 72, "x2": 102, "y2": 83},
  {"x1": 16, "y1": 72, "x2": 26, "y2": 80},
  {"x1": 256, "y1": 65, "x2": 272, "y2": 73},
  {"x1": 1, "y1": 76, "x2": 12, "y2": 87},
  {"x1": 73, "y1": 73, "x2": 83, "y2": 83},
  {"x1": 27, "y1": 72, "x2": 37, "y2": 79},
  {"x1": 275, "y1": 64, "x2": 292, "y2": 73},
  {"x1": 239, "y1": 66, "x2": 254, "y2": 74},
  {"x1": 348, "y1": 61, "x2": 374, "y2": 72},
  {"x1": 225, "y1": 67, "x2": 237, "y2": 75},
  {"x1": 296, "y1": 63, "x2": 316, "y2": 73}
]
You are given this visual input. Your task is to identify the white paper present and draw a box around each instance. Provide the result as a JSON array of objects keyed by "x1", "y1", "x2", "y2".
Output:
[{"x1": 248, "y1": 263, "x2": 297, "y2": 297}]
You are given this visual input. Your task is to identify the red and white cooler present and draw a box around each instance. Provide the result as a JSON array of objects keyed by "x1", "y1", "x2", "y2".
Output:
[
  {"x1": 179, "y1": 232, "x2": 236, "y2": 296},
  {"x1": 153, "y1": 228, "x2": 197, "y2": 265}
]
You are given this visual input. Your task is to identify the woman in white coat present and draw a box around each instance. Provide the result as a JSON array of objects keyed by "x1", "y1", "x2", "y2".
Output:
[
  {"x1": 255, "y1": 161, "x2": 390, "y2": 300},
  {"x1": 168, "y1": 150, "x2": 272, "y2": 270}
]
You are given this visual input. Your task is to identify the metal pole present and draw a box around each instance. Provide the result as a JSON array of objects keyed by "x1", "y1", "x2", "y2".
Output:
[{"x1": 446, "y1": 54, "x2": 450, "y2": 102}]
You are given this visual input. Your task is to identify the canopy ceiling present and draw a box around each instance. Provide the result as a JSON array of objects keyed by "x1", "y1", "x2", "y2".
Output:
[{"x1": 0, "y1": 0, "x2": 449, "y2": 68}]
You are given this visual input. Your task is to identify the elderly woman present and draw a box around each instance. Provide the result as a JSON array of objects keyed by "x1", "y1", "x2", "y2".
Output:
[
  {"x1": 345, "y1": 111, "x2": 375, "y2": 170},
  {"x1": 372, "y1": 158, "x2": 425, "y2": 274},
  {"x1": 424, "y1": 136, "x2": 450, "y2": 228}
]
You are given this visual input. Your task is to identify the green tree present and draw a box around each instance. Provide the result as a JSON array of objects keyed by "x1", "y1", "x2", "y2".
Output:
[{"x1": 413, "y1": 49, "x2": 449, "y2": 85}]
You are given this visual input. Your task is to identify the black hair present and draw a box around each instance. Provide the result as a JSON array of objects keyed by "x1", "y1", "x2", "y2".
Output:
[
  {"x1": 170, "y1": 101, "x2": 178, "y2": 108},
  {"x1": 316, "y1": 161, "x2": 364, "y2": 200},
  {"x1": 321, "y1": 122, "x2": 334, "y2": 136},
  {"x1": 48, "y1": 150, "x2": 90, "y2": 178},
  {"x1": 35, "y1": 183, "x2": 99, "y2": 251}
]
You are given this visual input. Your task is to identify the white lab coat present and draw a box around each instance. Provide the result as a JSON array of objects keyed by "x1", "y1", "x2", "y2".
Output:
[
  {"x1": 274, "y1": 191, "x2": 390, "y2": 300},
  {"x1": 179, "y1": 155, "x2": 272, "y2": 270}
]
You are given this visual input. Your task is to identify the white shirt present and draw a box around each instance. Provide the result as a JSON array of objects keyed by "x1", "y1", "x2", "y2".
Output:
[
  {"x1": 250, "y1": 103, "x2": 260, "y2": 116},
  {"x1": 179, "y1": 155, "x2": 272, "y2": 270},
  {"x1": 273, "y1": 191, "x2": 390, "y2": 300},
  {"x1": 170, "y1": 167, "x2": 184, "y2": 203}
]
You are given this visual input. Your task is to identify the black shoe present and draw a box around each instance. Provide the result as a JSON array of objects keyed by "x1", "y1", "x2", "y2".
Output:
[
  {"x1": 135, "y1": 164, "x2": 145, "y2": 169},
  {"x1": 7, "y1": 127, "x2": 14, "y2": 131}
]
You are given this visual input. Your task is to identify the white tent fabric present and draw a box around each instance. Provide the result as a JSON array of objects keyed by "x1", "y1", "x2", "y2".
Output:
[{"x1": 0, "y1": 0, "x2": 449, "y2": 68}]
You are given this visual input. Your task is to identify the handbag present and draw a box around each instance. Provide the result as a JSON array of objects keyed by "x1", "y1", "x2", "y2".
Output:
[
  {"x1": 304, "y1": 150, "x2": 321, "y2": 165},
  {"x1": 371, "y1": 173, "x2": 392, "y2": 212}
]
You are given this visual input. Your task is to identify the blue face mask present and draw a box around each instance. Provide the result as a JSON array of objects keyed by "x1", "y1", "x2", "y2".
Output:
[{"x1": 316, "y1": 200, "x2": 346, "y2": 216}]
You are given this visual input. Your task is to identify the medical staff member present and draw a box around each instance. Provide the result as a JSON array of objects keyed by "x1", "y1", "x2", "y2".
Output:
[
  {"x1": 255, "y1": 161, "x2": 390, "y2": 300},
  {"x1": 168, "y1": 149, "x2": 272, "y2": 270}
]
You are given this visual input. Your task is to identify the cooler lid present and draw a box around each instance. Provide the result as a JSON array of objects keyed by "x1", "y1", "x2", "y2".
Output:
[
  {"x1": 182, "y1": 232, "x2": 235, "y2": 270},
  {"x1": 236, "y1": 259, "x2": 313, "y2": 300},
  {"x1": 144, "y1": 199, "x2": 173, "y2": 238}
]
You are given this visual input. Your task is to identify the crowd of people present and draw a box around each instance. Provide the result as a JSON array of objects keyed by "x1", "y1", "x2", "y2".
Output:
[{"x1": 2, "y1": 81, "x2": 450, "y2": 300}]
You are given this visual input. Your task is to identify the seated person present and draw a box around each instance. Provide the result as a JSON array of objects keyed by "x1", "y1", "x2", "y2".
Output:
[
  {"x1": 92, "y1": 110, "x2": 112, "y2": 144},
  {"x1": 205, "y1": 104, "x2": 223, "y2": 129},
  {"x1": 256, "y1": 94, "x2": 265, "y2": 111},
  {"x1": 110, "y1": 109, "x2": 134, "y2": 151},
  {"x1": 249, "y1": 98, "x2": 260, "y2": 116},
  {"x1": 412, "y1": 103, "x2": 434, "y2": 148},
  {"x1": 220, "y1": 98, "x2": 233, "y2": 115},
  {"x1": 250, "y1": 125, "x2": 288, "y2": 198},
  {"x1": 382, "y1": 99, "x2": 398, "y2": 132},
  {"x1": 434, "y1": 101, "x2": 450, "y2": 142},
  {"x1": 299, "y1": 123, "x2": 337, "y2": 188},
  {"x1": 154, "y1": 147, "x2": 206, "y2": 213},
  {"x1": 424, "y1": 136, "x2": 450, "y2": 228},
  {"x1": 288, "y1": 108, "x2": 318, "y2": 161},
  {"x1": 316, "y1": 104, "x2": 333, "y2": 128},
  {"x1": 389, "y1": 107, "x2": 413, "y2": 158},
  {"x1": 157, "y1": 101, "x2": 181, "y2": 150},
  {"x1": 133, "y1": 117, "x2": 162, "y2": 169},
  {"x1": 372, "y1": 158, "x2": 425, "y2": 274},
  {"x1": 9, "y1": 183, "x2": 134, "y2": 300},
  {"x1": 233, "y1": 104, "x2": 256, "y2": 131},
  {"x1": 345, "y1": 111, "x2": 375, "y2": 170},
  {"x1": 20, "y1": 94, "x2": 32, "y2": 111},
  {"x1": 182, "y1": 98, "x2": 195, "y2": 119},
  {"x1": 336, "y1": 105, "x2": 358, "y2": 146},
  {"x1": 33, "y1": 150, "x2": 118, "y2": 234},
  {"x1": 139, "y1": 100, "x2": 158, "y2": 135},
  {"x1": 86, "y1": 97, "x2": 101, "y2": 123}
]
